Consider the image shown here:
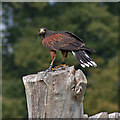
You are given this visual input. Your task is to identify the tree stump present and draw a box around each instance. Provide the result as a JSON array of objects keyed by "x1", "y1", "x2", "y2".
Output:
[{"x1": 22, "y1": 66, "x2": 87, "y2": 118}]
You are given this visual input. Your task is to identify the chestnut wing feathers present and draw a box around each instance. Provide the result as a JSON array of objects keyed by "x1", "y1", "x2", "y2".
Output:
[{"x1": 42, "y1": 33, "x2": 84, "y2": 51}]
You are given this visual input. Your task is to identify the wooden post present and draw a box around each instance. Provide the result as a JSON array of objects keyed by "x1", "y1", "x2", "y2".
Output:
[{"x1": 22, "y1": 66, "x2": 87, "y2": 118}]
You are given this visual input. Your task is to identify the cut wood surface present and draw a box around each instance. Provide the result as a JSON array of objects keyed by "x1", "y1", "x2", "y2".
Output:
[{"x1": 23, "y1": 66, "x2": 87, "y2": 118}]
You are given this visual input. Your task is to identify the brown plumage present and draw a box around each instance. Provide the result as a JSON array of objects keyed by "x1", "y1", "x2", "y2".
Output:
[{"x1": 38, "y1": 28, "x2": 97, "y2": 70}]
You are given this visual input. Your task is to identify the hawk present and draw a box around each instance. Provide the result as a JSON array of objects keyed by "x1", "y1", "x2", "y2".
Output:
[{"x1": 38, "y1": 28, "x2": 97, "y2": 70}]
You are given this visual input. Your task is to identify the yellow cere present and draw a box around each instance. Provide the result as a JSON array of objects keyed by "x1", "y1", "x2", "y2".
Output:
[{"x1": 40, "y1": 29, "x2": 44, "y2": 32}]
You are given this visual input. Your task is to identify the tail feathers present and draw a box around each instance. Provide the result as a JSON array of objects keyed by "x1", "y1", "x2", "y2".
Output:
[{"x1": 72, "y1": 50, "x2": 97, "y2": 68}]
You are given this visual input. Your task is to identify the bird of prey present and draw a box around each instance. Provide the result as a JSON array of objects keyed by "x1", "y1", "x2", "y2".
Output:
[{"x1": 38, "y1": 28, "x2": 97, "y2": 70}]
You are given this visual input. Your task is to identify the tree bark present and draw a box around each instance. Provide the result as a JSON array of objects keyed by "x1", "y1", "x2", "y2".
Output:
[{"x1": 22, "y1": 66, "x2": 87, "y2": 118}]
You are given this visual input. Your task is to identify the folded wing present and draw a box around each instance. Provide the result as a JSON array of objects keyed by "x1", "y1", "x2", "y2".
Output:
[{"x1": 42, "y1": 33, "x2": 84, "y2": 51}]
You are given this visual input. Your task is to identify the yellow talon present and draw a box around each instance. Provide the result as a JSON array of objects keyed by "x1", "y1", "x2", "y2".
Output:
[
  {"x1": 51, "y1": 68, "x2": 55, "y2": 71},
  {"x1": 62, "y1": 64, "x2": 66, "y2": 66},
  {"x1": 56, "y1": 64, "x2": 66, "y2": 68}
]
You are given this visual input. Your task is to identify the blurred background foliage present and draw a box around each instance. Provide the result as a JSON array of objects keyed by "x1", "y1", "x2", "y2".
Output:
[{"x1": 2, "y1": 2, "x2": 119, "y2": 118}]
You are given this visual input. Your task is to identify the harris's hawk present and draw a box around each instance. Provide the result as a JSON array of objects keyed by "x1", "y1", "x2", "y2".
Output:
[{"x1": 38, "y1": 28, "x2": 97, "y2": 70}]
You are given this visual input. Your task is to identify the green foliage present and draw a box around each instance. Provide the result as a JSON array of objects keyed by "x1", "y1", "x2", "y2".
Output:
[{"x1": 2, "y1": 2, "x2": 118, "y2": 118}]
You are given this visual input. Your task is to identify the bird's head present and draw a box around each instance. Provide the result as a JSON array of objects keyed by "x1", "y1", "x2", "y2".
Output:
[{"x1": 38, "y1": 28, "x2": 47, "y2": 37}]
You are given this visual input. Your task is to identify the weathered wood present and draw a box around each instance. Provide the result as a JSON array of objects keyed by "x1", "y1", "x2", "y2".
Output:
[
  {"x1": 89, "y1": 112, "x2": 109, "y2": 120},
  {"x1": 88, "y1": 112, "x2": 120, "y2": 119},
  {"x1": 22, "y1": 66, "x2": 87, "y2": 118},
  {"x1": 109, "y1": 112, "x2": 120, "y2": 119}
]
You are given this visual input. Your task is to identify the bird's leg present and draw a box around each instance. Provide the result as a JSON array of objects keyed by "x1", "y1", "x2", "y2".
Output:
[
  {"x1": 56, "y1": 51, "x2": 67, "y2": 68},
  {"x1": 61, "y1": 51, "x2": 67, "y2": 66},
  {"x1": 46, "y1": 51, "x2": 56, "y2": 72},
  {"x1": 61, "y1": 55, "x2": 66, "y2": 66},
  {"x1": 48, "y1": 57, "x2": 55, "y2": 70}
]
